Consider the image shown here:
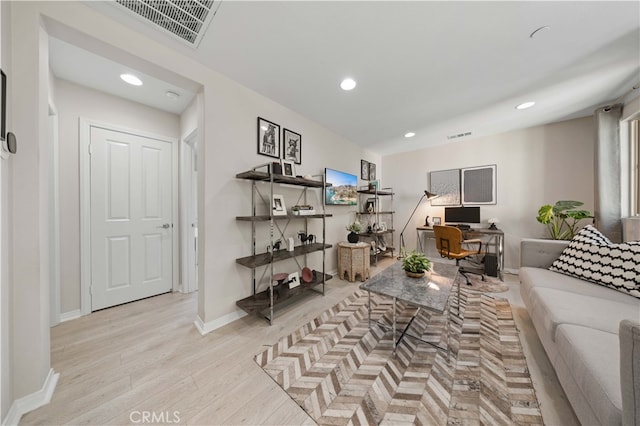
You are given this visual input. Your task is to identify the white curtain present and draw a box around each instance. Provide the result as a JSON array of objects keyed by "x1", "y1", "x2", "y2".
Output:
[{"x1": 595, "y1": 104, "x2": 623, "y2": 242}]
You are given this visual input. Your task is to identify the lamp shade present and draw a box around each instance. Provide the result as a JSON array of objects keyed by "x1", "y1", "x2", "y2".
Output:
[{"x1": 424, "y1": 190, "x2": 439, "y2": 200}]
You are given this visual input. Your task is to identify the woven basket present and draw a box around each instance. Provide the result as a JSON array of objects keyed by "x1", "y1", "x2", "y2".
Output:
[{"x1": 404, "y1": 270, "x2": 425, "y2": 278}]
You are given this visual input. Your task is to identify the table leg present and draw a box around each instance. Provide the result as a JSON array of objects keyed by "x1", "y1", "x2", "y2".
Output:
[
  {"x1": 393, "y1": 297, "x2": 397, "y2": 350},
  {"x1": 367, "y1": 290, "x2": 371, "y2": 329}
]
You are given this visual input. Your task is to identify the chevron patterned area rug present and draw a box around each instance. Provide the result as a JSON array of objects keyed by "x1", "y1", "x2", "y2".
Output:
[{"x1": 255, "y1": 288, "x2": 543, "y2": 425}]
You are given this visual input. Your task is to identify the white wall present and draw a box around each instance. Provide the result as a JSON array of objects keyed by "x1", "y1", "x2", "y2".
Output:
[
  {"x1": 383, "y1": 116, "x2": 595, "y2": 270},
  {"x1": 54, "y1": 78, "x2": 181, "y2": 315},
  {"x1": 6, "y1": 1, "x2": 378, "y2": 405}
]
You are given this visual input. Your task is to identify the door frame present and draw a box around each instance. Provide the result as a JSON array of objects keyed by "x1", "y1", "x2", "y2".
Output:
[
  {"x1": 180, "y1": 129, "x2": 198, "y2": 293},
  {"x1": 49, "y1": 105, "x2": 61, "y2": 326},
  {"x1": 79, "y1": 118, "x2": 179, "y2": 316}
]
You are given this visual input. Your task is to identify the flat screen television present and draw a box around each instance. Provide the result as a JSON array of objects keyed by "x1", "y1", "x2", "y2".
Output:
[
  {"x1": 325, "y1": 168, "x2": 357, "y2": 206},
  {"x1": 444, "y1": 206, "x2": 480, "y2": 224}
]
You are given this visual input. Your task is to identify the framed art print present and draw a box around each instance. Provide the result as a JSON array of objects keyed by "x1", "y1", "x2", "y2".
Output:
[
  {"x1": 361, "y1": 160, "x2": 370, "y2": 180},
  {"x1": 283, "y1": 128, "x2": 301, "y2": 164},
  {"x1": 368, "y1": 162, "x2": 376, "y2": 181},
  {"x1": 281, "y1": 159, "x2": 296, "y2": 177},
  {"x1": 272, "y1": 194, "x2": 287, "y2": 216},
  {"x1": 462, "y1": 165, "x2": 497, "y2": 204},
  {"x1": 429, "y1": 168, "x2": 461, "y2": 206},
  {"x1": 257, "y1": 117, "x2": 280, "y2": 158}
]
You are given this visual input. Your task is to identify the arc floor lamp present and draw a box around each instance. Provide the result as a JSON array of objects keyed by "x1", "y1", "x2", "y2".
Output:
[{"x1": 398, "y1": 190, "x2": 439, "y2": 258}]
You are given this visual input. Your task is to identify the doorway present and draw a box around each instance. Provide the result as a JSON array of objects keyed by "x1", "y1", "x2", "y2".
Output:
[{"x1": 181, "y1": 130, "x2": 198, "y2": 293}]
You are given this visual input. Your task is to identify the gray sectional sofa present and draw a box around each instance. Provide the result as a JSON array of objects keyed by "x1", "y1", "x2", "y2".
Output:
[{"x1": 520, "y1": 238, "x2": 640, "y2": 425}]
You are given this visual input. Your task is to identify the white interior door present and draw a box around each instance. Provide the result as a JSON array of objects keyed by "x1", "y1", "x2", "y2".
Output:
[{"x1": 90, "y1": 126, "x2": 173, "y2": 311}]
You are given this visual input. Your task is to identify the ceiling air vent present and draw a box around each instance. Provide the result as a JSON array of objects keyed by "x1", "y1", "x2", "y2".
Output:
[
  {"x1": 114, "y1": 0, "x2": 219, "y2": 46},
  {"x1": 447, "y1": 131, "x2": 472, "y2": 140}
]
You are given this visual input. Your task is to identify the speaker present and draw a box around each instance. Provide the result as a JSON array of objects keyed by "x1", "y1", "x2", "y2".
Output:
[{"x1": 484, "y1": 253, "x2": 498, "y2": 277}]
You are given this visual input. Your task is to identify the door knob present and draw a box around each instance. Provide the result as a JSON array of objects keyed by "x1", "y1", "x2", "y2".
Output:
[{"x1": 158, "y1": 223, "x2": 170, "y2": 229}]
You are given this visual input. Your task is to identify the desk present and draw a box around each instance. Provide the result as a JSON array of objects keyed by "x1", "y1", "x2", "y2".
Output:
[{"x1": 416, "y1": 226, "x2": 504, "y2": 279}]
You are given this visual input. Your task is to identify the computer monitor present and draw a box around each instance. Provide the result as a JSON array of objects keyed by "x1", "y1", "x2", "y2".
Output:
[{"x1": 444, "y1": 206, "x2": 480, "y2": 224}]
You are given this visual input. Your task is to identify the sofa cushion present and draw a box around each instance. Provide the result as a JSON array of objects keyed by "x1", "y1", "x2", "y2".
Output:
[
  {"x1": 555, "y1": 324, "x2": 622, "y2": 426},
  {"x1": 520, "y1": 267, "x2": 639, "y2": 309},
  {"x1": 620, "y1": 320, "x2": 640, "y2": 426},
  {"x1": 528, "y1": 287, "x2": 640, "y2": 341},
  {"x1": 550, "y1": 225, "x2": 640, "y2": 299}
]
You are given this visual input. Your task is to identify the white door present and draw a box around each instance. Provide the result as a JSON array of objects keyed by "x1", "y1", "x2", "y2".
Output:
[{"x1": 90, "y1": 126, "x2": 173, "y2": 311}]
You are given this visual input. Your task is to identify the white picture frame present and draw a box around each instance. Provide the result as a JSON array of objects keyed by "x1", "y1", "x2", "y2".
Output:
[
  {"x1": 272, "y1": 194, "x2": 287, "y2": 216},
  {"x1": 288, "y1": 271, "x2": 300, "y2": 289},
  {"x1": 281, "y1": 159, "x2": 295, "y2": 177},
  {"x1": 379, "y1": 222, "x2": 387, "y2": 232}
]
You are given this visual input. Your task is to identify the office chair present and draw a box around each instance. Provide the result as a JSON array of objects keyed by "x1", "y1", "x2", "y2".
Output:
[{"x1": 433, "y1": 225, "x2": 485, "y2": 285}]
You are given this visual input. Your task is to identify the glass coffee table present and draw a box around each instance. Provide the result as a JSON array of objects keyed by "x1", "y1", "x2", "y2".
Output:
[{"x1": 360, "y1": 261, "x2": 459, "y2": 354}]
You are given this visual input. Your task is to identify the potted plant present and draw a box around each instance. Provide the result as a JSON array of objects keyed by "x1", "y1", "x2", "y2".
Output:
[
  {"x1": 402, "y1": 250, "x2": 432, "y2": 278},
  {"x1": 346, "y1": 221, "x2": 363, "y2": 243},
  {"x1": 536, "y1": 200, "x2": 593, "y2": 240}
]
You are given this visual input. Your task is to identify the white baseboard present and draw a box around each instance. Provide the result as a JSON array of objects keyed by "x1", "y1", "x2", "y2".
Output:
[
  {"x1": 2, "y1": 368, "x2": 59, "y2": 426},
  {"x1": 504, "y1": 268, "x2": 519, "y2": 276},
  {"x1": 194, "y1": 310, "x2": 247, "y2": 336},
  {"x1": 60, "y1": 309, "x2": 82, "y2": 323}
]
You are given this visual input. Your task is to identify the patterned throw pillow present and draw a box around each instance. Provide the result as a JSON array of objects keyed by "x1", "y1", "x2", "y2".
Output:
[{"x1": 550, "y1": 225, "x2": 640, "y2": 299}]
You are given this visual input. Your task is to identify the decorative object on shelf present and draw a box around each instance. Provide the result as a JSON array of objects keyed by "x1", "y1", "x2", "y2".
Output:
[
  {"x1": 368, "y1": 180, "x2": 379, "y2": 191},
  {"x1": 432, "y1": 216, "x2": 441, "y2": 225},
  {"x1": 346, "y1": 221, "x2": 363, "y2": 243},
  {"x1": 368, "y1": 162, "x2": 377, "y2": 180},
  {"x1": 365, "y1": 198, "x2": 376, "y2": 213},
  {"x1": 301, "y1": 267, "x2": 313, "y2": 283},
  {"x1": 398, "y1": 190, "x2": 440, "y2": 258},
  {"x1": 268, "y1": 161, "x2": 283, "y2": 175},
  {"x1": 379, "y1": 222, "x2": 387, "y2": 232},
  {"x1": 488, "y1": 217, "x2": 499, "y2": 230},
  {"x1": 425, "y1": 215, "x2": 430, "y2": 227},
  {"x1": 291, "y1": 204, "x2": 315, "y2": 215},
  {"x1": 257, "y1": 117, "x2": 280, "y2": 158},
  {"x1": 402, "y1": 250, "x2": 432, "y2": 278},
  {"x1": 282, "y1": 128, "x2": 301, "y2": 164},
  {"x1": 288, "y1": 271, "x2": 301, "y2": 289},
  {"x1": 287, "y1": 237, "x2": 295, "y2": 252},
  {"x1": 281, "y1": 159, "x2": 295, "y2": 177},
  {"x1": 377, "y1": 235, "x2": 387, "y2": 252},
  {"x1": 267, "y1": 238, "x2": 283, "y2": 253},
  {"x1": 298, "y1": 231, "x2": 315, "y2": 245},
  {"x1": 536, "y1": 200, "x2": 593, "y2": 240},
  {"x1": 272, "y1": 194, "x2": 287, "y2": 216},
  {"x1": 360, "y1": 159, "x2": 370, "y2": 180}
]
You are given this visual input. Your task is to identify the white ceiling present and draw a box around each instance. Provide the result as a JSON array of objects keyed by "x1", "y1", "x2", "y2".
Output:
[{"x1": 56, "y1": 1, "x2": 639, "y2": 155}]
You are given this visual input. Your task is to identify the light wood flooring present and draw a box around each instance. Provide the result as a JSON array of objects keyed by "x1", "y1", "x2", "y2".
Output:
[{"x1": 21, "y1": 258, "x2": 579, "y2": 425}]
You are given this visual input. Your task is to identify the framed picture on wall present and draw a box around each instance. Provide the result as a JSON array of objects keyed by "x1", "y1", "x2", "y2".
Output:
[
  {"x1": 282, "y1": 128, "x2": 301, "y2": 164},
  {"x1": 369, "y1": 162, "x2": 377, "y2": 180},
  {"x1": 429, "y1": 168, "x2": 461, "y2": 206},
  {"x1": 432, "y1": 217, "x2": 442, "y2": 225},
  {"x1": 257, "y1": 117, "x2": 280, "y2": 158},
  {"x1": 462, "y1": 164, "x2": 497, "y2": 204},
  {"x1": 361, "y1": 159, "x2": 370, "y2": 180}
]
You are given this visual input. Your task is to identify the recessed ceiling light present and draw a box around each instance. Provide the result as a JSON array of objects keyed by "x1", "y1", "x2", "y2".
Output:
[
  {"x1": 516, "y1": 101, "x2": 536, "y2": 110},
  {"x1": 340, "y1": 78, "x2": 356, "y2": 91},
  {"x1": 404, "y1": 132, "x2": 416, "y2": 138},
  {"x1": 166, "y1": 91, "x2": 180, "y2": 99},
  {"x1": 120, "y1": 73, "x2": 143, "y2": 86}
]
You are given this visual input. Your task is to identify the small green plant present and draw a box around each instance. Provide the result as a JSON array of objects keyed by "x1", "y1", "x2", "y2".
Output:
[
  {"x1": 346, "y1": 221, "x2": 363, "y2": 234},
  {"x1": 402, "y1": 250, "x2": 432, "y2": 273},
  {"x1": 536, "y1": 200, "x2": 593, "y2": 240}
]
